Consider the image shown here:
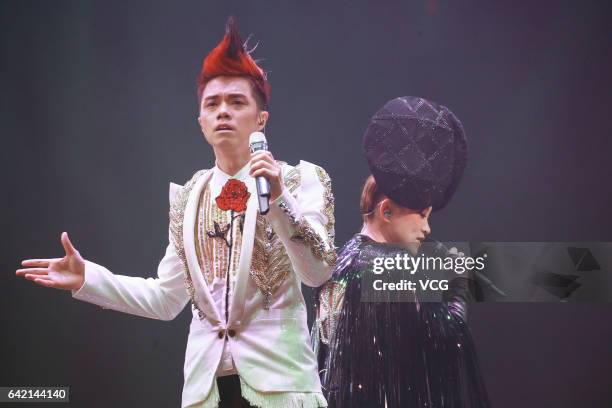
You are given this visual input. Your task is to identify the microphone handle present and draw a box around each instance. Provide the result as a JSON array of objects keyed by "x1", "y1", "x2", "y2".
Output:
[
  {"x1": 256, "y1": 176, "x2": 270, "y2": 215},
  {"x1": 250, "y1": 142, "x2": 271, "y2": 215},
  {"x1": 256, "y1": 174, "x2": 271, "y2": 197}
]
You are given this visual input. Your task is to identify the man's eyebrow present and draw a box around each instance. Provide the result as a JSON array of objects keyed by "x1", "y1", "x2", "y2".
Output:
[
  {"x1": 203, "y1": 92, "x2": 248, "y2": 101},
  {"x1": 227, "y1": 93, "x2": 248, "y2": 98}
]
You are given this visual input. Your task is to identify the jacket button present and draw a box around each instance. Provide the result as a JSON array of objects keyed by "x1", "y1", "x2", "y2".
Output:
[
  {"x1": 218, "y1": 330, "x2": 225, "y2": 339},
  {"x1": 228, "y1": 329, "x2": 236, "y2": 337}
]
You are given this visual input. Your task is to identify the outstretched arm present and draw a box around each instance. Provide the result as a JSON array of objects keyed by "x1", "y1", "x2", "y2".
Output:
[
  {"x1": 16, "y1": 185, "x2": 190, "y2": 321},
  {"x1": 16, "y1": 231, "x2": 189, "y2": 321},
  {"x1": 75, "y1": 231, "x2": 189, "y2": 320}
]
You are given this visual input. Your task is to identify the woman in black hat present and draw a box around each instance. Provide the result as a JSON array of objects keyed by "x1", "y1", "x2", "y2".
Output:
[{"x1": 312, "y1": 96, "x2": 490, "y2": 408}]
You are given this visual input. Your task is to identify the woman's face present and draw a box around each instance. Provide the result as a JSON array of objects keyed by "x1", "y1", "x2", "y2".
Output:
[{"x1": 381, "y1": 200, "x2": 432, "y2": 254}]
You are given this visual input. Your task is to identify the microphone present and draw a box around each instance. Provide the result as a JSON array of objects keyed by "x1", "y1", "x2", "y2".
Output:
[
  {"x1": 249, "y1": 132, "x2": 270, "y2": 215},
  {"x1": 425, "y1": 237, "x2": 508, "y2": 298}
]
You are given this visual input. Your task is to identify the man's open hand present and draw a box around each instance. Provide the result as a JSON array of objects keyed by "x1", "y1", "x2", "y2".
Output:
[{"x1": 16, "y1": 232, "x2": 85, "y2": 291}]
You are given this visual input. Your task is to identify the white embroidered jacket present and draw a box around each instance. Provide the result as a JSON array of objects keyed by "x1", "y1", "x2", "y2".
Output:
[{"x1": 70, "y1": 160, "x2": 335, "y2": 408}]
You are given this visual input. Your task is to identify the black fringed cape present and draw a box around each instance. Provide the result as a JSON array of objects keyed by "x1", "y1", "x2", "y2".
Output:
[{"x1": 312, "y1": 234, "x2": 490, "y2": 408}]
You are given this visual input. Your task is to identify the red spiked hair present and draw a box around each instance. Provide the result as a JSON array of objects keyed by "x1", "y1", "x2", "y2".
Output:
[{"x1": 197, "y1": 16, "x2": 271, "y2": 110}]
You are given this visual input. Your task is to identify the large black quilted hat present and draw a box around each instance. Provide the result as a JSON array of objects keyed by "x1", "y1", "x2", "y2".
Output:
[{"x1": 363, "y1": 96, "x2": 468, "y2": 211}]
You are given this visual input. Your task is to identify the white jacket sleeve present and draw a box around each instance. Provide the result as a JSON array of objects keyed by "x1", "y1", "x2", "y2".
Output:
[
  {"x1": 263, "y1": 160, "x2": 336, "y2": 287},
  {"x1": 70, "y1": 183, "x2": 190, "y2": 321}
]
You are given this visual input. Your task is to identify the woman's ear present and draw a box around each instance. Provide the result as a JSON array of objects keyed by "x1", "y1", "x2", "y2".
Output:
[
  {"x1": 379, "y1": 198, "x2": 393, "y2": 223},
  {"x1": 257, "y1": 111, "x2": 269, "y2": 130}
]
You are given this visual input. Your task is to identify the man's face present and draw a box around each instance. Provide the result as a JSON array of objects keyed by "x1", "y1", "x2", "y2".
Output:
[{"x1": 198, "y1": 76, "x2": 267, "y2": 153}]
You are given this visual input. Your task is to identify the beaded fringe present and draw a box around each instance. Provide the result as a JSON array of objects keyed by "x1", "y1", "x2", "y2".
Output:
[
  {"x1": 240, "y1": 378, "x2": 328, "y2": 408},
  {"x1": 190, "y1": 379, "x2": 327, "y2": 408},
  {"x1": 188, "y1": 381, "x2": 220, "y2": 408}
]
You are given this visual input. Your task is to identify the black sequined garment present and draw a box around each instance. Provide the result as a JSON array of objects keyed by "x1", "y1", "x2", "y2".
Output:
[{"x1": 312, "y1": 234, "x2": 490, "y2": 408}]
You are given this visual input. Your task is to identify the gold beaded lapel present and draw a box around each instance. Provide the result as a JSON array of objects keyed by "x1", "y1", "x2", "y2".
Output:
[{"x1": 169, "y1": 169, "x2": 222, "y2": 323}]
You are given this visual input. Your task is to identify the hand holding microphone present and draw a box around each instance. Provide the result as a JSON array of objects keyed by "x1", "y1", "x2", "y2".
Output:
[
  {"x1": 249, "y1": 132, "x2": 283, "y2": 215},
  {"x1": 425, "y1": 237, "x2": 507, "y2": 298}
]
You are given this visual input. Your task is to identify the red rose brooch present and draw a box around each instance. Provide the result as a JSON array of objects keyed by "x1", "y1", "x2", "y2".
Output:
[{"x1": 215, "y1": 179, "x2": 250, "y2": 212}]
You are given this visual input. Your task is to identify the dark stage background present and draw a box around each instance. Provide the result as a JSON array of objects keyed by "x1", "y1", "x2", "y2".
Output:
[{"x1": 2, "y1": 1, "x2": 612, "y2": 407}]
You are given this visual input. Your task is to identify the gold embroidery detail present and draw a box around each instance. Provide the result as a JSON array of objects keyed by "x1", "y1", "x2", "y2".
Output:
[
  {"x1": 283, "y1": 165, "x2": 301, "y2": 195},
  {"x1": 277, "y1": 199, "x2": 337, "y2": 266},
  {"x1": 276, "y1": 163, "x2": 337, "y2": 267},
  {"x1": 169, "y1": 169, "x2": 208, "y2": 319},
  {"x1": 250, "y1": 215, "x2": 291, "y2": 309},
  {"x1": 241, "y1": 163, "x2": 299, "y2": 309},
  {"x1": 316, "y1": 280, "x2": 346, "y2": 345},
  {"x1": 315, "y1": 165, "x2": 336, "y2": 248}
]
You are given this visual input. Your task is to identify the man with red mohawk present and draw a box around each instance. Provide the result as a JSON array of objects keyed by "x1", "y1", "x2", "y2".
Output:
[{"x1": 16, "y1": 17, "x2": 335, "y2": 408}]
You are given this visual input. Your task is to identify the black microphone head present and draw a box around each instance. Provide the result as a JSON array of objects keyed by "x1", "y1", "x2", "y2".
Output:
[{"x1": 423, "y1": 236, "x2": 449, "y2": 257}]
